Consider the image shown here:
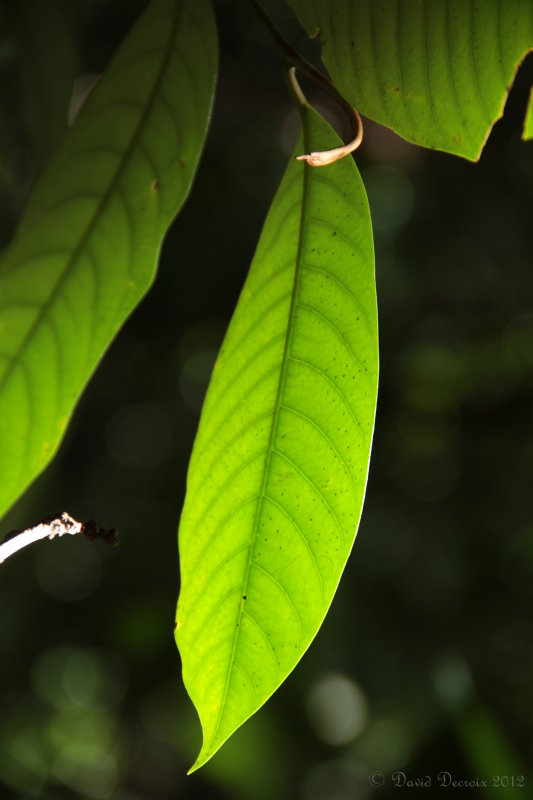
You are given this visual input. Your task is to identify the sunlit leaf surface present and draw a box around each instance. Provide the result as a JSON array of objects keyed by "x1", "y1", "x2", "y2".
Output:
[
  {"x1": 176, "y1": 104, "x2": 378, "y2": 770},
  {"x1": 288, "y1": 0, "x2": 533, "y2": 160},
  {"x1": 0, "y1": 0, "x2": 217, "y2": 519}
]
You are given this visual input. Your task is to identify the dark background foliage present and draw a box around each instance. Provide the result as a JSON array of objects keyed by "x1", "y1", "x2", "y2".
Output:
[{"x1": 0, "y1": 1, "x2": 532, "y2": 797}]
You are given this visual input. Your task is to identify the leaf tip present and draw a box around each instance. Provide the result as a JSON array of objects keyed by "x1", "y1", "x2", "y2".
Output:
[{"x1": 186, "y1": 742, "x2": 216, "y2": 775}]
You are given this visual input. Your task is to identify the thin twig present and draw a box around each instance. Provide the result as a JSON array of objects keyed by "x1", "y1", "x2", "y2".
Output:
[
  {"x1": 248, "y1": 0, "x2": 363, "y2": 165},
  {"x1": 0, "y1": 512, "x2": 118, "y2": 564},
  {"x1": 289, "y1": 70, "x2": 363, "y2": 165}
]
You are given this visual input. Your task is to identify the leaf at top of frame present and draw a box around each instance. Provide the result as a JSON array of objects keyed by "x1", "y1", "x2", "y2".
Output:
[
  {"x1": 0, "y1": 0, "x2": 217, "y2": 521},
  {"x1": 176, "y1": 100, "x2": 378, "y2": 770},
  {"x1": 288, "y1": 0, "x2": 533, "y2": 160}
]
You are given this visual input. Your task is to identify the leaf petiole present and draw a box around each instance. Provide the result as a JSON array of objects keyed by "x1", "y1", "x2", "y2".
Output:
[
  {"x1": 248, "y1": 0, "x2": 363, "y2": 165},
  {"x1": 288, "y1": 68, "x2": 363, "y2": 166}
]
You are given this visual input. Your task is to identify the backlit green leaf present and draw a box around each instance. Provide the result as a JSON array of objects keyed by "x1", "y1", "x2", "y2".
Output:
[
  {"x1": 0, "y1": 0, "x2": 217, "y2": 520},
  {"x1": 176, "y1": 102, "x2": 378, "y2": 770},
  {"x1": 288, "y1": 0, "x2": 533, "y2": 160}
]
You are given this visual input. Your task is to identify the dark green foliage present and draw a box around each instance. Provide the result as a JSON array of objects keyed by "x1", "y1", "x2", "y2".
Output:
[{"x1": 0, "y1": 0, "x2": 531, "y2": 794}]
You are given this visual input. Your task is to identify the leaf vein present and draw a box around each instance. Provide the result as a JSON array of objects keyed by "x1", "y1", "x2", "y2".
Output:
[
  {"x1": 251, "y1": 561, "x2": 302, "y2": 643},
  {"x1": 271, "y1": 447, "x2": 344, "y2": 543},
  {"x1": 297, "y1": 302, "x2": 372, "y2": 387},
  {"x1": 279, "y1": 402, "x2": 357, "y2": 488},
  {"x1": 301, "y1": 261, "x2": 372, "y2": 334},
  {"x1": 0, "y1": 1, "x2": 183, "y2": 437},
  {"x1": 242, "y1": 610, "x2": 278, "y2": 676},
  {"x1": 261, "y1": 494, "x2": 323, "y2": 603}
]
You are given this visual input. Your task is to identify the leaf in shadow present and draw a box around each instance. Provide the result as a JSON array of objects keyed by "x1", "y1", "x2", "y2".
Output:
[
  {"x1": 0, "y1": 0, "x2": 218, "y2": 520},
  {"x1": 288, "y1": 0, "x2": 533, "y2": 159}
]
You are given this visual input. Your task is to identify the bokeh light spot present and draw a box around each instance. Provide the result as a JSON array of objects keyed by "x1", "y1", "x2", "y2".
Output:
[
  {"x1": 432, "y1": 654, "x2": 473, "y2": 712},
  {"x1": 105, "y1": 403, "x2": 172, "y2": 469},
  {"x1": 179, "y1": 347, "x2": 218, "y2": 412},
  {"x1": 301, "y1": 758, "x2": 372, "y2": 800},
  {"x1": 306, "y1": 673, "x2": 368, "y2": 746},
  {"x1": 31, "y1": 646, "x2": 128, "y2": 712},
  {"x1": 63, "y1": 648, "x2": 129, "y2": 710},
  {"x1": 52, "y1": 743, "x2": 117, "y2": 799},
  {"x1": 0, "y1": 728, "x2": 47, "y2": 797},
  {"x1": 34, "y1": 535, "x2": 102, "y2": 602}
]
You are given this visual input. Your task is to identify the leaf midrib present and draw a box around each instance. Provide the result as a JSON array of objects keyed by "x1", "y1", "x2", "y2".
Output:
[
  {"x1": 208, "y1": 112, "x2": 312, "y2": 751},
  {"x1": 0, "y1": 0, "x2": 182, "y2": 409}
]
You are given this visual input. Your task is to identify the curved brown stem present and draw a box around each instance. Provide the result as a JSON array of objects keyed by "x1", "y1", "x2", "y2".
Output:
[{"x1": 248, "y1": 0, "x2": 363, "y2": 165}]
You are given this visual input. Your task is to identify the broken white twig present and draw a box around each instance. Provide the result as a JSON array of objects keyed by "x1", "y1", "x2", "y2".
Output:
[
  {"x1": 0, "y1": 512, "x2": 118, "y2": 564},
  {"x1": 0, "y1": 512, "x2": 83, "y2": 564}
]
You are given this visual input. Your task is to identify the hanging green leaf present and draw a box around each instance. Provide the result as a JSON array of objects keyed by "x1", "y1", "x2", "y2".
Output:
[
  {"x1": 0, "y1": 0, "x2": 217, "y2": 520},
  {"x1": 176, "y1": 98, "x2": 378, "y2": 771},
  {"x1": 287, "y1": 0, "x2": 533, "y2": 160}
]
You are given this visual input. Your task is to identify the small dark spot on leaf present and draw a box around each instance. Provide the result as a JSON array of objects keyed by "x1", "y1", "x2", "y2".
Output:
[
  {"x1": 179, "y1": 158, "x2": 186, "y2": 168},
  {"x1": 151, "y1": 179, "x2": 159, "y2": 192}
]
